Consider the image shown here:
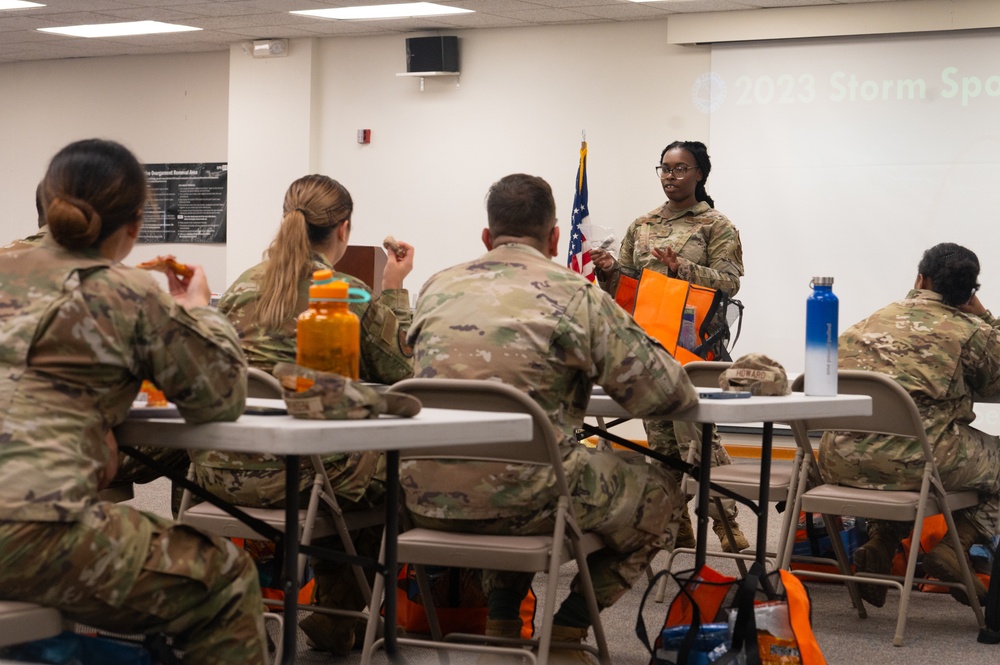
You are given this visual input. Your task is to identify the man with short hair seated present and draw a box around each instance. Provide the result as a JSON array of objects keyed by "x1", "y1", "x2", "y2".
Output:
[{"x1": 402, "y1": 173, "x2": 699, "y2": 663}]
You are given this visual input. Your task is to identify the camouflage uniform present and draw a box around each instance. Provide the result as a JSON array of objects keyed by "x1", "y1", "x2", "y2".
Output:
[
  {"x1": 0, "y1": 227, "x2": 187, "y2": 503},
  {"x1": 195, "y1": 251, "x2": 412, "y2": 506},
  {"x1": 404, "y1": 242, "x2": 698, "y2": 608},
  {"x1": 0, "y1": 237, "x2": 266, "y2": 664},
  {"x1": 215, "y1": 252, "x2": 412, "y2": 378},
  {"x1": 0, "y1": 225, "x2": 47, "y2": 252},
  {"x1": 820, "y1": 288, "x2": 1000, "y2": 541},
  {"x1": 600, "y1": 201, "x2": 745, "y2": 517},
  {"x1": 196, "y1": 252, "x2": 413, "y2": 647}
]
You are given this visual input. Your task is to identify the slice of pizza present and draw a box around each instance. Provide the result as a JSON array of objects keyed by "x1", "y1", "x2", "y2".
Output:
[{"x1": 136, "y1": 255, "x2": 194, "y2": 279}]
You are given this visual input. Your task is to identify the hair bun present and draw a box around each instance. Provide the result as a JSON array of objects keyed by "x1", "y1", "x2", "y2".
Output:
[{"x1": 47, "y1": 196, "x2": 102, "y2": 251}]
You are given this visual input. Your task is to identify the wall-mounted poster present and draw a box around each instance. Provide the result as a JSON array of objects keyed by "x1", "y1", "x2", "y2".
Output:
[{"x1": 139, "y1": 163, "x2": 227, "y2": 243}]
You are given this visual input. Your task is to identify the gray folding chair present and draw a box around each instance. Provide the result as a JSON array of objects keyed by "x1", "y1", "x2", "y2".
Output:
[
  {"x1": 784, "y1": 370, "x2": 986, "y2": 646},
  {"x1": 178, "y1": 367, "x2": 382, "y2": 662},
  {"x1": 657, "y1": 362, "x2": 806, "y2": 598},
  {"x1": 359, "y1": 378, "x2": 611, "y2": 665},
  {"x1": 0, "y1": 601, "x2": 63, "y2": 647}
]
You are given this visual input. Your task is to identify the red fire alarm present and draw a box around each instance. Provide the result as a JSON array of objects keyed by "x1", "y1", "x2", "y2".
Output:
[{"x1": 357, "y1": 129, "x2": 371, "y2": 144}]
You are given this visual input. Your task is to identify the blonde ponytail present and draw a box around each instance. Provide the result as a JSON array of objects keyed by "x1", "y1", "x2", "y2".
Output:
[{"x1": 255, "y1": 175, "x2": 354, "y2": 330}]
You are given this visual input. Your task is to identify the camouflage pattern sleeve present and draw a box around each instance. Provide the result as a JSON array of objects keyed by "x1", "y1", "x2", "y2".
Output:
[
  {"x1": 132, "y1": 279, "x2": 247, "y2": 423},
  {"x1": 0, "y1": 226, "x2": 48, "y2": 255},
  {"x1": 594, "y1": 221, "x2": 640, "y2": 296},
  {"x1": 675, "y1": 211, "x2": 744, "y2": 297},
  {"x1": 617, "y1": 220, "x2": 640, "y2": 273},
  {"x1": 566, "y1": 283, "x2": 698, "y2": 417},
  {"x1": 962, "y1": 312, "x2": 1000, "y2": 399},
  {"x1": 355, "y1": 287, "x2": 414, "y2": 384},
  {"x1": 216, "y1": 262, "x2": 301, "y2": 373}
]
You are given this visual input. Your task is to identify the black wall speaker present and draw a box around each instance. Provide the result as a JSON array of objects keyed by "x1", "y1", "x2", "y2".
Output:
[{"x1": 406, "y1": 36, "x2": 459, "y2": 73}]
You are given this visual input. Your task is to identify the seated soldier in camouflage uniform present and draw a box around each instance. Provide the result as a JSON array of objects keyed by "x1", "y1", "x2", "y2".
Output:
[
  {"x1": 0, "y1": 139, "x2": 266, "y2": 665},
  {"x1": 826, "y1": 243, "x2": 1000, "y2": 608},
  {"x1": 404, "y1": 173, "x2": 699, "y2": 664},
  {"x1": 192, "y1": 174, "x2": 415, "y2": 655},
  {"x1": 2, "y1": 183, "x2": 191, "y2": 513}
]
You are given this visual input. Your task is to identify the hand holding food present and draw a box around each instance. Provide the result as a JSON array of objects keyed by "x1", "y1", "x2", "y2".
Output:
[
  {"x1": 382, "y1": 235, "x2": 407, "y2": 259},
  {"x1": 139, "y1": 255, "x2": 211, "y2": 308},
  {"x1": 137, "y1": 255, "x2": 194, "y2": 279},
  {"x1": 381, "y1": 236, "x2": 414, "y2": 290}
]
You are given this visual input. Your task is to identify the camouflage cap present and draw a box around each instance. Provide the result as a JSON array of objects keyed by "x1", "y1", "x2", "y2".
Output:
[
  {"x1": 719, "y1": 353, "x2": 791, "y2": 396},
  {"x1": 273, "y1": 362, "x2": 421, "y2": 420}
]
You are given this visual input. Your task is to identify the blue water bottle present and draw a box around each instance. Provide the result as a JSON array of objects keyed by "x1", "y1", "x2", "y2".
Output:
[{"x1": 805, "y1": 277, "x2": 838, "y2": 396}]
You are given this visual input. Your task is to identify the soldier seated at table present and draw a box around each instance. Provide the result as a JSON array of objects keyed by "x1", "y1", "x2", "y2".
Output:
[{"x1": 402, "y1": 173, "x2": 699, "y2": 664}]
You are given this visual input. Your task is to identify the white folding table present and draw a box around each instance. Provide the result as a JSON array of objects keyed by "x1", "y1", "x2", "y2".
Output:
[
  {"x1": 584, "y1": 390, "x2": 872, "y2": 569},
  {"x1": 116, "y1": 402, "x2": 534, "y2": 665}
]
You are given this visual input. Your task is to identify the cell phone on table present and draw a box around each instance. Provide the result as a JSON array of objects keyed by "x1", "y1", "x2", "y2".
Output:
[
  {"x1": 243, "y1": 405, "x2": 288, "y2": 415},
  {"x1": 699, "y1": 391, "x2": 752, "y2": 399}
]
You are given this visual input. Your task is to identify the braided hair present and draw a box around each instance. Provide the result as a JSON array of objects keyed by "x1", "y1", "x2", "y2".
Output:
[
  {"x1": 661, "y1": 140, "x2": 714, "y2": 208},
  {"x1": 917, "y1": 242, "x2": 980, "y2": 307}
]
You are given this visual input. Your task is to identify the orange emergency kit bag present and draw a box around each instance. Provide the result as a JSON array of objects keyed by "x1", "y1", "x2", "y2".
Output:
[{"x1": 614, "y1": 267, "x2": 740, "y2": 363}]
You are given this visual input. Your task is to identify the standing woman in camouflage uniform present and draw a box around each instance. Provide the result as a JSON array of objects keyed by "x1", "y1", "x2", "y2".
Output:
[
  {"x1": 591, "y1": 140, "x2": 747, "y2": 552},
  {"x1": 826, "y1": 242, "x2": 1000, "y2": 608},
  {"x1": 0, "y1": 139, "x2": 266, "y2": 664},
  {"x1": 193, "y1": 174, "x2": 415, "y2": 654}
]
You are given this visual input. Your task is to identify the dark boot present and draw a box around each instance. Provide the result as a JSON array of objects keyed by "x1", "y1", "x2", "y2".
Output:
[
  {"x1": 922, "y1": 518, "x2": 988, "y2": 607},
  {"x1": 853, "y1": 535, "x2": 897, "y2": 608},
  {"x1": 674, "y1": 510, "x2": 696, "y2": 549},
  {"x1": 298, "y1": 570, "x2": 367, "y2": 655}
]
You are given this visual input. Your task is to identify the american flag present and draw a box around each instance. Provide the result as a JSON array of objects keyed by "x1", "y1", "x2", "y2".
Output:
[{"x1": 567, "y1": 141, "x2": 594, "y2": 282}]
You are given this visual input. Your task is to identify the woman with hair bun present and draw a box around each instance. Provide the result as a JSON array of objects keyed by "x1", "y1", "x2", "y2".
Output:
[
  {"x1": 0, "y1": 139, "x2": 266, "y2": 663},
  {"x1": 199, "y1": 174, "x2": 414, "y2": 655},
  {"x1": 828, "y1": 242, "x2": 1000, "y2": 609},
  {"x1": 591, "y1": 140, "x2": 747, "y2": 554}
]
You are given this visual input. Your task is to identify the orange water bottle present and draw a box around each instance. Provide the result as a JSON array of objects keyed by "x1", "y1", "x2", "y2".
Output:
[{"x1": 296, "y1": 270, "x2": 360, "y2": 379}]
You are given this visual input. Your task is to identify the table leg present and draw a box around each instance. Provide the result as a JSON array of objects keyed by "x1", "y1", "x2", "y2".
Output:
[
  {"x1": 756, "y1": 423, "x2": 773, "y2": 568},
  {"x1": 384, "y1": 449, "x2": 400, "y2": 659},
  {"x1": 695, "y1": 423, "x2": 712, "y2": 571},
  {"x1": 282, "y1": 454, "x2": 300, "y2": 665}
]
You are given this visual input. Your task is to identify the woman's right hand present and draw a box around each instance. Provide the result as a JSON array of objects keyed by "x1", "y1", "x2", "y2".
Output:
[
  {"x1": 382, "y1": 240, "x2": 414, "y2": 290},
  {"x1": 167, "y1": 263, "x2": 212, "y2": 309},
  {"x1": 590, "y1": 248, "x2": 615, "y2": 272}
]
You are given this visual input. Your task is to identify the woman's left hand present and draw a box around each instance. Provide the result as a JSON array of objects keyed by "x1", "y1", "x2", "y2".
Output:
[
  {"x1": 167, "y1": 263, "x2": 212, "y2": 309},
  {"x1": 382, "y1": 240, "x2": 414, "y2": 290},
  {"x1": 959, "y1": 293, "x2": 989, "y2": 317},
  {"x1": 651, "y1": 246, "x2": 680, "y2": 272}
]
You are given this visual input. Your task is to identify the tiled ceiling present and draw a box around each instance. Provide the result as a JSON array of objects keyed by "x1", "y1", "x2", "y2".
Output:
[{"x1": 1, "y1": 0, "x2": 902, "y2": 63}]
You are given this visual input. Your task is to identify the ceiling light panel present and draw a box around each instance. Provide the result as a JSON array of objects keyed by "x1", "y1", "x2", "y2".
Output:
[
  {"x1": 38, "y1": 20, "x2": 202, "y2": 38},
  {"x1": 292, "y1": 3, "x2": 474, "y2": 21},
  {"x1": 0, "y1": 0, "x2": 43, "y2": 10}
]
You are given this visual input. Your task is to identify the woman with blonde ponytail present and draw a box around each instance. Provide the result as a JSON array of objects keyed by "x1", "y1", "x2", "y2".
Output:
[
  {"x1": 217, "y1": 174, "x2": 414, "y2": 382},
  {"x1": 0, "y1": 139, "x2": 266, "y2": 664},
  {"x1": 200, "y1": 174, "x2": 415, "y2": 655}
]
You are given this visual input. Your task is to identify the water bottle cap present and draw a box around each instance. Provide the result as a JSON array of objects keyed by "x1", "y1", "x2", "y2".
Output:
[
  {"x1": 811, "y1": 276, "x2": 834, "y2": 286},
  {"x1": 310, "y1": 277, "x2": 348, "y2": 301},
  {"x1": 308, "y1": 270, "x2": 372, "y2": 304}
]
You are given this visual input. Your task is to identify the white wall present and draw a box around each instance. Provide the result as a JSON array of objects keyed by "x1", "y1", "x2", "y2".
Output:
[
  {"x1": 225, "y1": 20, "x2": 712, "y2": 298},
  {"x1": 0, "y1": 52, "x2": 230, "y2": 290}
]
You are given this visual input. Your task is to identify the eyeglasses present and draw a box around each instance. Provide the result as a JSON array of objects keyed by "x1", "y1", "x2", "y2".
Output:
[{"x1": 655, "y1": 164, "x2": 698, "y2": 179}]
